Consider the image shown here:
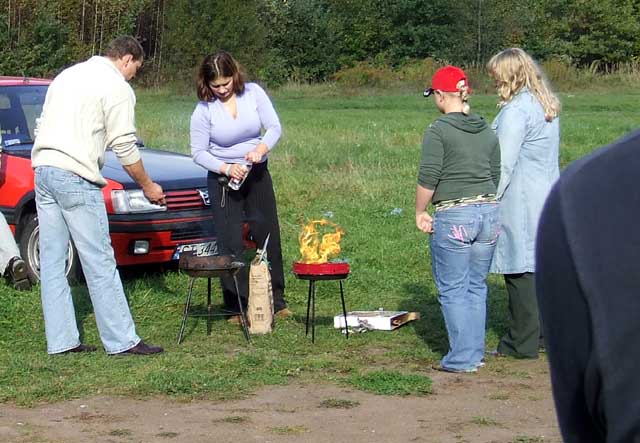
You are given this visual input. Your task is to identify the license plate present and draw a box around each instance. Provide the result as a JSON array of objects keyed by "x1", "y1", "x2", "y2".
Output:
[{"x1": 173, "y1": 241, "x2": 219, "y2": 259}]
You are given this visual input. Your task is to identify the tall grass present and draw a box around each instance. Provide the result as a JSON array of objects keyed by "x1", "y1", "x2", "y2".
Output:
[{"x1": 0, "y1": 89, "x2": 637, "y2": 405}]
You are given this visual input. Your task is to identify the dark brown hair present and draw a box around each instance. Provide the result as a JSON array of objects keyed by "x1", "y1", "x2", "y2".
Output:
[
  {"x1": 196, "y1": 51, "x2": 246, "y2": 102},
  {"x1": 104, "y1": 36, "x2": 144, "y2": 62}
]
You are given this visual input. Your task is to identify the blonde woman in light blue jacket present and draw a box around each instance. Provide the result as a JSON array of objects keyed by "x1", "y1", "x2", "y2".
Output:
[{"x1": 488, "y1": 48, "x2": 560, "y2": 359}]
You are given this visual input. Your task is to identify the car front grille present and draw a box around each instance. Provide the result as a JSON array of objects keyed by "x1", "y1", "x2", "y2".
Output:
[
  {"x1": 165, "y1": 189, "x2": 209, "y2": 211},
  {"x1": 170, "y1": 222, "x2": 216, "y2": 241}
]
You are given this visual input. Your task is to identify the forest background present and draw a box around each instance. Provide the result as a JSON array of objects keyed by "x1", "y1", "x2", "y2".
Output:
[{"x1": 1, "y1": 0, "x2": 640, "y2": 91}]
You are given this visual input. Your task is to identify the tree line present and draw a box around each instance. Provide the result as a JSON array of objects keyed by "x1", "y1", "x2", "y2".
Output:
[{"x1": 1, "y1": 0, "x2": 639, "y2": 86}]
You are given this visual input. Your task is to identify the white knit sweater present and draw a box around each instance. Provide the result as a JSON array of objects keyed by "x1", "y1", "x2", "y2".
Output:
[{"x1": 32, "y1": 56, "x2": 141, "y2": 186}]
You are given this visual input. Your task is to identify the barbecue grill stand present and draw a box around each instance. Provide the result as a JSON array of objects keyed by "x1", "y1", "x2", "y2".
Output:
[
  {"x1": 177, "y1": 255, "x2": 251, "y2": 344},
  {"x1": 293, "y1": 262, "x2": 350, "y2": 343}
]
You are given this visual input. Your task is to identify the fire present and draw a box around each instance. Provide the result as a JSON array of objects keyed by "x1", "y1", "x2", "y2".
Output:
[{"x1": 298, "y1": 219, "x2": 345, "y2": 264}]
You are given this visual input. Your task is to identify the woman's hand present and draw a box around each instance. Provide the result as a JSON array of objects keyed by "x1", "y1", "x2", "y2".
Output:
[
  {"x1": 226, "y1": 163, "x2": 249, "y2": 181},
  {"x1": 245, "y1": 143, "x2": 269, "y2": 164},
  {"x1": 245, "y1": 150, "x2": 263, "y2": 163},
  {"x1": 416, "y1": 212, "x2": 434, "y2": 233}
]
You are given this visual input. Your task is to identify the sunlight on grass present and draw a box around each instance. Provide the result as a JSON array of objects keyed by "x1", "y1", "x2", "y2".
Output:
[
  {"x1": 1, "y1": 90, "x2": 638, "y2": 404},
  {"x1": 347, "y1": 370, "x2": 432, "y2": 396}
]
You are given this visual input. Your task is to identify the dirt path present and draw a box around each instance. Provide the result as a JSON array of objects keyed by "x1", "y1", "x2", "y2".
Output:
[{"x1": 0, "y1": 357, "x2": 560, "y2": 443}]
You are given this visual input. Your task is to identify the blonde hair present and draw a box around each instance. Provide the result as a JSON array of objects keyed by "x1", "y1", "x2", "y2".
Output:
[
  {"x1": 456, "y1": 79, "x2": 471, "y2": 115},
  {"x1": 441, "y1": 79, "x2": 471, "y2": 115},
  {"x1": 488, "y1": 48, "x2": 560, "y2": 121}
]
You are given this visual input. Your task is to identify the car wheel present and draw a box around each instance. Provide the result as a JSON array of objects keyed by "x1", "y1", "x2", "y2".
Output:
[{"x1": 18, "y1": 213, "x2": 81, "y2": 284}]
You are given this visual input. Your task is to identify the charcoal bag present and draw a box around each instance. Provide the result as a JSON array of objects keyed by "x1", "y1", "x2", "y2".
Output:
[{"x1": 248, "y1": 249, "x2": 274, "y2": 334}]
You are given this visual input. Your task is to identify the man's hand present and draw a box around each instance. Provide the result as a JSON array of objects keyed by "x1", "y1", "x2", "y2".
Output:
[
  {"x1": 142, "y1": 182, "x2": 166, "y2": 205},
  {"x1": 122, "y1": 159, "x2": 166, "y2": 205}
]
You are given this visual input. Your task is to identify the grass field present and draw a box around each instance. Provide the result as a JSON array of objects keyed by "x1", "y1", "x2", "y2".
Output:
[{"x1": 1, "y1": 87, "x2": 638, "y2": 405}]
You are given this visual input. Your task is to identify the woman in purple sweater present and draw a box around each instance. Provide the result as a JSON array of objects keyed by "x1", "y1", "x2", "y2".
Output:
[{"x1": 190, "y1": 51, "x2": 290, "y2": 319}]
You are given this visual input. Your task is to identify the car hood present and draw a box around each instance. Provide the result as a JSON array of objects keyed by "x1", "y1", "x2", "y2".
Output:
[
  {"x1": 103, "y1": 149, "x2": 208, "y2": 190},
  {"x1": 6, "y1": 145, "x2": 208, "y2": 191}
]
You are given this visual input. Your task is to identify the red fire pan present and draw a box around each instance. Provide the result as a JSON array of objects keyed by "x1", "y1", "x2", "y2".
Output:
[{"x1": 292, "y1": 261, "x2": 350, "y2": 277}]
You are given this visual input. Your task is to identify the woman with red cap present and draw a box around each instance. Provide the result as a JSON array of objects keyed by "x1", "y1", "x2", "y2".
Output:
[{"x1": 416, "y1": 66, "x2": 501, "y2": 373}]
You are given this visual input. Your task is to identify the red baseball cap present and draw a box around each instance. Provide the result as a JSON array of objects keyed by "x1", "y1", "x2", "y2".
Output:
[{"x1": 423, "y1": 66, "x2": 472, "y2": 97}]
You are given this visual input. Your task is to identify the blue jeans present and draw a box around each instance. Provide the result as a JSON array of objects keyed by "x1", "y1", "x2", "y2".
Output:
[
  {"x1": 35, "y1": 166, "x2": 140, "y2": 354},
  {"x1": 430, "y1": 203, "x2": 500, "y2": 371}
]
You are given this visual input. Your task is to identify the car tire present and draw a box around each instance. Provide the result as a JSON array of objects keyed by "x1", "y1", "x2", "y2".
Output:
[{"x1": 18, "y1": 213, "x2": 82, "y2": 284}]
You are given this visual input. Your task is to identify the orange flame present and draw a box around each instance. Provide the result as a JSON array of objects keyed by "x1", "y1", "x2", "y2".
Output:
[{"x1": 298, "y1": 219, "x2": 345, "y2": 264}]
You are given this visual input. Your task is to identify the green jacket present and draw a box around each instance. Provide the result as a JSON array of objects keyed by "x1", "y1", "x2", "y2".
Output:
[{"x1": 418, "y1": 112, "x2": 500, "y2": 204}]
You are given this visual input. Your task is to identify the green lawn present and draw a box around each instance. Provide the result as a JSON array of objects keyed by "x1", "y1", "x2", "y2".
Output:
[{"x1": 1, "y1": 88, "x2": 638, "y2": 405}]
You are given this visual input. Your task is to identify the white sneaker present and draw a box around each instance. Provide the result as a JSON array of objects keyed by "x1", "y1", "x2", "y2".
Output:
[{"x1": 432, "y1": 364, "x2": 478, "y2": 374}]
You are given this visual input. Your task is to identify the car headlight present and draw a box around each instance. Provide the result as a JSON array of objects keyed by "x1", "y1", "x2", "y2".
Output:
[{"x1": 111, "y1": 189, "x2": 167, "y2": 214}]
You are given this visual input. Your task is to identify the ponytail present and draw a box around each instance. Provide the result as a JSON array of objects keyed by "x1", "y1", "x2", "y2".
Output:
[{"x1": 457, "y1": 80, "x2": 471, "y2": 115}]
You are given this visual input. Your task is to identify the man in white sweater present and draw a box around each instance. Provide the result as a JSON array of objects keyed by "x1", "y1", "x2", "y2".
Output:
[{"x1": 32, "y1": 36, "x2": 165, "y2": 355}]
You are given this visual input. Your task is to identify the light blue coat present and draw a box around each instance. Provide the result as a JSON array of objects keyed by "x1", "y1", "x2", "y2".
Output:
[{"x1": 490, "y1": 89, "x2": 560, "y2": 274}]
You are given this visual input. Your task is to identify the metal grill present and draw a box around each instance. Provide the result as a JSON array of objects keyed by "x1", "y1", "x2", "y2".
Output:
[
  {"x1": 177, "y1": 254, "x2": 250, "y2": 344},
  {"x1": 165, "y1": 189, "x2": 209, "y2": 211}
]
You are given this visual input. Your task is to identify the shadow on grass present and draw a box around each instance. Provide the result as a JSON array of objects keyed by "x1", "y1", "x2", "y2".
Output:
[
  {"x1": 398, "y1": 282, "x2": 447, "y2": 355},
  {"x1": 175, "y1": 301, "x2": 244, "y2": 343},
  {"x1": 486, "y1": 277, "x2": 509, "y2": 346},
  {"x1": 398, "y1": 278, "x2": 510, "y2": 356},
  {"x1": 70, "y1": 286, "x2": 93, "y2": 342},
  {"x1": 66, "y1": 260, "x2": 184, "y2": 345},
  {"x1": 119, "y1": 260, "x2": 179, "y2": 282}
]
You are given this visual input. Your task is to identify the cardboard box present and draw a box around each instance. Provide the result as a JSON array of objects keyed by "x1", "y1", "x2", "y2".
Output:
[{"x1": 333, "y1": 310, "x2": 420, "y2": 331}]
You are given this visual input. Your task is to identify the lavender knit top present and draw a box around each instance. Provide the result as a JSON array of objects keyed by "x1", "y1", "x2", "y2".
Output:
[{"x1": 190, "y1": 82, "x2": 282, "y2": 173}]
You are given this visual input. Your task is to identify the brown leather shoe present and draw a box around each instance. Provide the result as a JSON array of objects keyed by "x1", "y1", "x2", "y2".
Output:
[
  {"x1": 274, "y1": 308, "x2": 293, "y2": 319},
  {"x1": 5, "y1": 256, "x2": 31, "y2": 291},
  {"x1": 60, "y1": 344, "x2": 97, "y2": 354},
  {"x1": 115, "y1": 340, "x2": 164, "y2": 356}
]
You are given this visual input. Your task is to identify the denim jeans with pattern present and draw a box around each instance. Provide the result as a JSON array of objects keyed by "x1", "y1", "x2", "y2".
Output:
[{"x1": 430, "y1": 203, "x2": 500, "y2": 371}]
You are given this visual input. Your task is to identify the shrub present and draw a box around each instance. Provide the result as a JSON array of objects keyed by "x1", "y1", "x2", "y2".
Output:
[
  {"x1": 396, "y1": 58, "x2": 440, "y2": 89},
  {"x1": 330, "y1": 56, "x2": 640, "y2": 95},
  {"x1": 332, "y1": 62, "x2": 392, "y2": 88}
]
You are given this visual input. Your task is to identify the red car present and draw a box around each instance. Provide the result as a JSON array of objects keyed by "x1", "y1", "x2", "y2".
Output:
[{"x1": 0, "y1": 76, "x2": 222, "y2": 281}]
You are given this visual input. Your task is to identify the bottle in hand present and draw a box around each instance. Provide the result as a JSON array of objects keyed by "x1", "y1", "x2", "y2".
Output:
[{"x1": 228, "y1": 164, "x2": 252, "y2": 190}]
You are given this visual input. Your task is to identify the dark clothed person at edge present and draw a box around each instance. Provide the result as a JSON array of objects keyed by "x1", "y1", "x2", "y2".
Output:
[
  {"x1": 0, "y1": 134, "x2": 30, "y2": 291},
  {"x1": 537, "y1": 129, "x2": 640, "y2": 443}
]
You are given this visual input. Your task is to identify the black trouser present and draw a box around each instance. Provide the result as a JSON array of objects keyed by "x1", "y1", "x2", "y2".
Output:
[
  {"x1": 207, "y1": 161, "x2": 286, "y2": 312},
  {"x1": 497, "y1": 272, "x2": 543, "y2": 358}
]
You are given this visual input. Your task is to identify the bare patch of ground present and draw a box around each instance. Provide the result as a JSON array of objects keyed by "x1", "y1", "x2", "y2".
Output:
[{"x1": 0, "y1": 357, "x2": 560, "y2": 443}]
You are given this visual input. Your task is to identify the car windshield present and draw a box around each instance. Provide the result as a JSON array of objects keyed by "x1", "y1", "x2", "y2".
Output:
[{"x1": 0, "y1": 85, "x2": 47, "y2": 151}]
